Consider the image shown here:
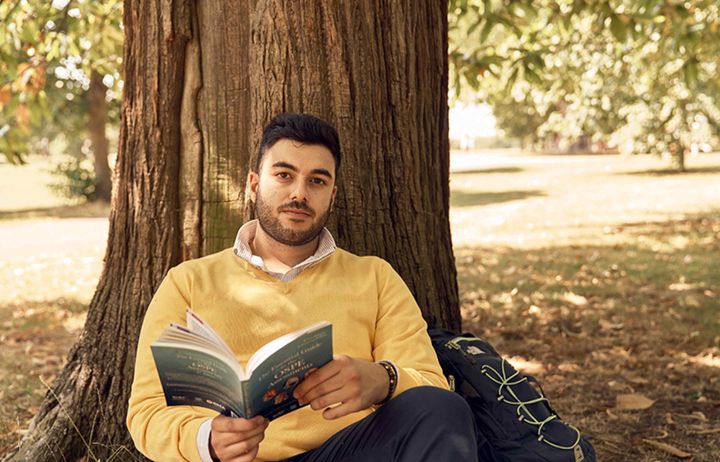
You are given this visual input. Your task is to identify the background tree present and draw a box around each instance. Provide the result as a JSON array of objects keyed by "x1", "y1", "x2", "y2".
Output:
[
  {"x1": 5, "y1": 1, "x2": 458, "y2": 460},
  {"x1": 0, "y1": 0, "x2": 122, "y2": 201},
  {"x1": 449, "y1": 0, "x2": 720, "y2": 170}
]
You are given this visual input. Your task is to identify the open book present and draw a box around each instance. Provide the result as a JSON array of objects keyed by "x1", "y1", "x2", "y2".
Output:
[{"x1": 150, "y1": 308, "x2": 333, "y2": 420}]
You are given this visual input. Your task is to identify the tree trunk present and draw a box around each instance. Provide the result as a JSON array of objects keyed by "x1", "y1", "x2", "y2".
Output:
[
  {"x1": 673, "y1": 148, "x2": 686, "y2": 172},
  {"x1": 250, "y1": 0, "x2": 459, "y2": 329},
  {"x1": 4, "y1": 1, "x2": 193, "y2": 460},
  {"x1": 194, "y1": 0, "x2": 253, "y2": 256},
  {"x1": 88, "y1": 69, "x2": 113, "y2": 202},
  {"x1": 5, "y1": 1, "x2": 458, "y2": 460}
]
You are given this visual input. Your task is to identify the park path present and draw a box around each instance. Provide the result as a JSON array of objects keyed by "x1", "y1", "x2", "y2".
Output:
[{"x1": 0, "y1": 218, "x2": 107, "y2": 305}]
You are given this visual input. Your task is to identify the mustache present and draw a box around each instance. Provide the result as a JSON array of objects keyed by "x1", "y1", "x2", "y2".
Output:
[{"x1": 279, "y1": 201, "x2": 315, "y2": 216}]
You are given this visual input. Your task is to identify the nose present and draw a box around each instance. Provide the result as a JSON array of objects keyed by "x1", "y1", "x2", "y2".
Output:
[{"x1": 290, "y1": 181, "x2": 309, "y2": 202}]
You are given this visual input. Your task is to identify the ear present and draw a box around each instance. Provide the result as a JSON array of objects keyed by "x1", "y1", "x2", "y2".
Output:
[
  {"x1": 247, "y1": 171, "x2": 260, "y2": 203},
  {"x1": 330, "y1": 186, "x2": 337, "y2": 211}
]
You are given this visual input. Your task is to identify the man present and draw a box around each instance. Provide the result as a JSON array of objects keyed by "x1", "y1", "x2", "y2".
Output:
[{"x1": 127, "y1": 113, "x2": 477, "y2": 461}]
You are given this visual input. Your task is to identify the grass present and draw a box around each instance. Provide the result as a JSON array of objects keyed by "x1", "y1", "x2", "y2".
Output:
[
  {"x1": 456, "y1": 221, "x2": 720, "y2": 460},
  {"x1": 0, "y1": 299, "x2": 85, "y2": 453},
  {"x1": 450, "y1": 189, "x2": 545, "y2": 208},
  {"x1": 448, "y1": 152, "x2": 720, "y2": 461},
  {"x1": 2, "y1": 151, "x2": 720, "y2": 460}
]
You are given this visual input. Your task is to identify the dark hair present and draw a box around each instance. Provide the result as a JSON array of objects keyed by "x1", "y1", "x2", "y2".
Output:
[{"x1": 255, "y1": 113, "x2": 341, "y2": 174}]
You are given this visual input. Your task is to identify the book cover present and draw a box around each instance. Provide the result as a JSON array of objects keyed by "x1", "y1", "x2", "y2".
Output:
[{"x1": 150, "y1": 309, "x2": 333, "y2": 420}]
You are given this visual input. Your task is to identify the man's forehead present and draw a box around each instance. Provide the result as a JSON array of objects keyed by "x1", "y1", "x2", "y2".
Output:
[{"x1": 264, "y1": 139, "x2": 335, "y2": 172}]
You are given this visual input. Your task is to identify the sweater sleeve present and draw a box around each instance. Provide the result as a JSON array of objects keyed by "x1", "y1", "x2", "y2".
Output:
[
  {"x1": 371, "y1": 260, "x2": 449, "y2": 396},
  {"x1": 126, "y1": 267, "x2": 216, "y2": 462}
]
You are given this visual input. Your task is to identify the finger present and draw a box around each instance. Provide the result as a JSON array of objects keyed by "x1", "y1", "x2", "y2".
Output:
[
  {"x1": 307, "y1": 387, "x2": 348, "y2": 411},
  {"x1": 299, "y1": 374, "x2": 346, "y2": 405},
  {"x1": 294, "y1": 359, "x2": 341, "y2": 397},
  {"x1": 211, "y1": 417, "x2": 267, "y2": 455},
  {"x1": 222, "y1": 431, "x2": 266, "y2": 459},
  {"x1": 226, "y1": 418, "x2": 268, "y2": 441},
  {"x1": 322, "y1": 399, "x2": 359, "y2": 420},
  {"x1": 294, "y1": 359, "x2": 343, "y2": 398},
  {"x1": 236, "y1": 445, "x2": 259, "y2": 462},
  {"x1": 213, "y1": 415, "x2": 266, "y2": 434}
]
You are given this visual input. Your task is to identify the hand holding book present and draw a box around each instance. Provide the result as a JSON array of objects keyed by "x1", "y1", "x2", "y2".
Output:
[
  {"x1": 151, "y1": 308, "x2": 333, "y2": 420},
  {"x1": 292, "y1": 355, "x2": 392, "y2": 420}
]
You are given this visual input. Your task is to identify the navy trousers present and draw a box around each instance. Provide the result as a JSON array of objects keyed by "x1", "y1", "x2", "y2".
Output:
[{"x1": 285, "y1": 386, "x2": 478, "y2": 462}]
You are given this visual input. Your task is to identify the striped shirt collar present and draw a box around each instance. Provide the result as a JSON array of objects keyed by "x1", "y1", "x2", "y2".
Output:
[{"x1": 233, "y1": 219, "x2": 337, "y2": 282}]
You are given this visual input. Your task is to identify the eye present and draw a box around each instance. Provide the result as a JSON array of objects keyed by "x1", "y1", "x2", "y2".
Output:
[
  {"x1": 275, "y1": 172, "x2": 291, "y2": 179},
  {"x1": 310, "y1": 178, "x2": 327, "y2": 185}
]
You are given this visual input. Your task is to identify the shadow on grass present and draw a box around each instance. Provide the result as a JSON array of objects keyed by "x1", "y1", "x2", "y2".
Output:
[
  {"x1": 0, "y1": 202, "x2": 110, "y2": 221},
  {"x1": 451, "y1": 167, "x2": 525, "y2": 175},
  {"x1": 456, "y1": 212, "x2": 720, "y2": 342},
  {"x1": 455, "y1": 212, "x2": 720, "y2": 462},
  {"x1": 0, "y1": 298, "x2": 89, "y2": 456},
  {"x1": 450, "y1": 189, "x2": 545, "y2": 208},
  {"x1": 619, "y1": 166, "x2": 720, "y2": 176}
]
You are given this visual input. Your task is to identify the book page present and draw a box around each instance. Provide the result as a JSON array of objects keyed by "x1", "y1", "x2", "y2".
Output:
[
  {"x1": 155, "y1": 323, "x2": 244, "y2": 378},
  {"x1": 186, "y1": 308, "x2": 237, "y2": 361}
]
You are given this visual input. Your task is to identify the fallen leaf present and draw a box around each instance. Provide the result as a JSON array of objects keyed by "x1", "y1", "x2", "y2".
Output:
[
  {"x1": 562, "y1": 291, "x2": 588, "y2": 306},
  {"x1": 641, "y1": 439, "x2": 692, "y2": 459},
  {"x1": 668, "y1": 283, "x2": 700, "y2": 291},
  {"x1": 599, "y1": 319, "x2": 624, "y2": 331},
  {"x1": 626, "y1": 375, "x2": 650, "y2": 385},
  {"x1": 615, "y1": 393, "x2": 655, "y2": 410},
  {"x1": 690, "y1": 428, "x2": 720, "y2": 435}
]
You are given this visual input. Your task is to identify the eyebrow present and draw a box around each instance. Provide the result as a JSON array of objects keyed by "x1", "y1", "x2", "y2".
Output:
[{"x1": 271, "y1": 161, "x2": 333, "y2": 179}]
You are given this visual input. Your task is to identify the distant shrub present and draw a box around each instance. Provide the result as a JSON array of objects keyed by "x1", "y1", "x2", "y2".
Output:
[{"x1": 49, "y1": 153, "x2": 96, "y2": 200}]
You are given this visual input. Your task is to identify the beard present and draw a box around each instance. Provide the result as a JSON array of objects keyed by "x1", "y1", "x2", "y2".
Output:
[{"x1": 255, "y1": 190, "x2": 332, "y2": 247}]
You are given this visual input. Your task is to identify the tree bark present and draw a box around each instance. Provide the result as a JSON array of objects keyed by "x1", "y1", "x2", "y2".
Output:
[
  {"x1": 88, "y1": 69, "x2": 113, "y2": 202},
  {"x1": 5, "y1": 1, "x2": 458, "y2": 460},
  {"x1": 194, "y1": 0, "x2": 253, "y2": 255},
  {"x1": 250, "y1": 0, "x2": 459, "y2": 329},
  {"x1": 4, "y1": 1, "x2": 192, "y2": 460}
]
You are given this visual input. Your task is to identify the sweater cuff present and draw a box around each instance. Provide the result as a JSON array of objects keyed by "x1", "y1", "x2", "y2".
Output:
[
  {"x1": 196, "y1": 418, "x2": 214, "y2": 462},
  {"x1": 393, "y1": 366, "x2": 425, "y2": 397}
]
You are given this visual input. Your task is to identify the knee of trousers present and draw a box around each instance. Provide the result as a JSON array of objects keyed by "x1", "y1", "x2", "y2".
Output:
[{"x1": 394, "y1": 386, "x2": 474, "y2": 428}]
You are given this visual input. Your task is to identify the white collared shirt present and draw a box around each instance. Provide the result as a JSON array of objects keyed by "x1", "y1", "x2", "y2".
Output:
[{"x1": 232, "y1": 219, "x2": 337, "y2": 282}]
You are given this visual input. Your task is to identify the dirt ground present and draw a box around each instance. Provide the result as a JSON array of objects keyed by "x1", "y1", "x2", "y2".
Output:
[{"x1": 1, "y1": 152, "x2": 719, "y2": 460}]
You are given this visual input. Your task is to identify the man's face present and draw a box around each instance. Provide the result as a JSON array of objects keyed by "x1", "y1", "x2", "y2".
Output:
[{"x1": 249, "y1": 138, "x2": 337, "y2": 246}]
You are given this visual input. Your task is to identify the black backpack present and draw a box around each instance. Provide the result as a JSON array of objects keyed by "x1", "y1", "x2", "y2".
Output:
[{"x1": 428, "y1": 328, "x2": 596, "y2": 462}]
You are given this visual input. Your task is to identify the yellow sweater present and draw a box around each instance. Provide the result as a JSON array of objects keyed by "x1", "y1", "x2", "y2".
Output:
[{"x1": 127, "y1": 248, "x2": 448, "y2": 461}]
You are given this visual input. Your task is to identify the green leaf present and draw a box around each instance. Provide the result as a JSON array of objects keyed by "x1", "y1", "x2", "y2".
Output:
[
  {"x1": 524, "y1": 65, "x2": 542, "y2": 85},
  {"x1": 482, "y1": 0, "x2": 492, "y2": 15},
  {"x1": 682, "y1": 59, "x2": 699, "y2": 87},
  {"x1": 505, "y1": 66, "x2": 519, "y2": 92},
  {"x1": 467, "y1": 18, "x2": 482, "y2": 36},
  {"x1": 526, "y1": 52, "x2": 545, "y2": 70},
  {"x1": 46, "y1": 40, "x2": 61, "y2": 61},
  {"x1": 480, "y1": 19, "x2": 495, "y2": 43},
  {"x1": 516, "y1": 2, "x2": 538, "y2": 21},
  {"x1": 481, "y1": 55, "x2": 505, "y2": 66},
  {"x1": 20, "y1": 20, "x2": 39, "y2": 44},
  {"x1": 610, "y1": 15, "x2": 627, "y2": 42}
]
